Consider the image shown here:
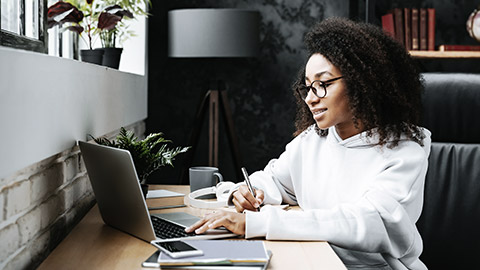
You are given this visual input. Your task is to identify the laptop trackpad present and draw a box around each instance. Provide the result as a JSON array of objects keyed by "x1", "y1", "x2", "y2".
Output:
[
  {"x1": 154, "y1": 212, "x2": 200, "y2": 227},
  {"x1": 154, "y1": 212, "x2": 229, "y2": 232}
]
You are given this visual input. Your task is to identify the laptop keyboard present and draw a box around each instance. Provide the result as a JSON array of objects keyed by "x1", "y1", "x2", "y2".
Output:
[{"x1": 151, "y1": 215, "x2": 197, "y2": 239}]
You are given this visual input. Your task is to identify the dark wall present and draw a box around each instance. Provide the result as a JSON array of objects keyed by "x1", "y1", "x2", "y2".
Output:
[
  {"x1": 147, "y1": 0, "x2": 479, "y2": 184},
  {"x1": 147, "y1": 0, "x2": 349, "y2": 184}
]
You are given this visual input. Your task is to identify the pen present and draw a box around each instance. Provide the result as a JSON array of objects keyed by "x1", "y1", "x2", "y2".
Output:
[{"x1": 241, "y1": 167, "x2": 260, "y2": 211}]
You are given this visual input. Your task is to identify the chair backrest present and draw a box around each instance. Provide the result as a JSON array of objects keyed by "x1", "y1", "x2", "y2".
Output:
[{"x1": 417, "y1": 73, "x2": 480, "y2": 269}]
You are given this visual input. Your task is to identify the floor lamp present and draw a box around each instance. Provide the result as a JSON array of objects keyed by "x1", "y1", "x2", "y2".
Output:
[{"x1": 168, "y1": 9, "x2": 260, "y2": 183}]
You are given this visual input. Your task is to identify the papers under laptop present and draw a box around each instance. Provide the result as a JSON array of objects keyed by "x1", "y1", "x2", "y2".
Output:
[{"x1": 78, "y1": 141, "x2": 236, "y2": 242}]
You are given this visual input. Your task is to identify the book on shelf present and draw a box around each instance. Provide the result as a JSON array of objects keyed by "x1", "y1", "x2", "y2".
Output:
[
  {"x1": 427, "y1": 8, "x2": 436, "y2": 51},
  {"x1": 381, "y1": 13, "x2": 395, "y2": 38},
  {"x1": 438, "y1": 45, "x2": 480, "y2": 51},
  {"x1": 381, "y1": 7, "x2": 435, "y2": 51},
  {"x1": 157, "y1": 240, "x2": 271, "y2": 268},
  {"x1": 411, "y1": 8, "x2": 419, "y2": 50},
  {"x1": 146, "y1": 189, "x2": 185, "y2": 209},
  {"x1": 419, "y1": 8, "x2": 427, "y2": 50},
  {"x1": 404, "y1": 8, "x2": 412, "y2": 50},
  {"x1": 393, "y1": 8, "x2": 405, "y2": 46}
]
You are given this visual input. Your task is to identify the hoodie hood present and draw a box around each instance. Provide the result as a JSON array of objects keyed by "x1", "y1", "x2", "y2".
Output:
[{"x1": 327, "y1": 126, "x2": 432, "y2": 152}]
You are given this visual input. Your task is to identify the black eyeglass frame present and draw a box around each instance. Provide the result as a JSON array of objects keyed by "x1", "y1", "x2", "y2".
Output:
[{"x1": 296, "y1": 76, "x2": 344, "y2": 100}]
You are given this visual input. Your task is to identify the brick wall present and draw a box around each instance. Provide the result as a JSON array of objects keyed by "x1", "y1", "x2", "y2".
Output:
[{"x1": 0, "y1": 121, "x2": 145, "y2": 270}]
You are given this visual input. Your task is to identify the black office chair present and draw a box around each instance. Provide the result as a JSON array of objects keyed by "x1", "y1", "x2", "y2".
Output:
[{"x1": 417, "y1": 73, "x2": 480, "y2": 269}]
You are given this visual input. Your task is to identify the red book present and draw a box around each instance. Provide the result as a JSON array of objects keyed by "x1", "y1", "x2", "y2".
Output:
[
  {"x1": 404, "y1": 8, "x2": 412, "y2": 50},
  {"x1": 427, "y1": 8, "x2": 435, "y2": 51},
  {"x1": 438, "y1": 45, "x2": 480, "y2": 51},
  {"x1": 419, "y1": 8, "x2": 427, "y2": 50},
  {"x1": 411, "y1": 8, "x2": 419, "y2": 50},
  {"x1": 393, "y1": 8, "x2": 404, "y2": 46},
  {"x1": 381, "y1": 13, "x2": 395, "y2": 38}
]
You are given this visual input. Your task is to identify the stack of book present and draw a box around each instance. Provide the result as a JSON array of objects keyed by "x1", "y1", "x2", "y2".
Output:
[
  {"x1": 381, "y1": 7, "x2": 435, "y2": 51},
  {"x1": 146, "y1": 189, "x2": 186, "y2": 210}
]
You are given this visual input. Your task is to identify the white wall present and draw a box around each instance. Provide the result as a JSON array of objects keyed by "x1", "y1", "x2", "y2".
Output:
[
  {"x1": 0, "y1": 47, "x2": 148, "y2": 181},
  {"x1": 0, "y1": 121, "x2": 145, "y2": 270},
  {"x1": 120, "y1": 16, "x2": 147, "y2": 75}
]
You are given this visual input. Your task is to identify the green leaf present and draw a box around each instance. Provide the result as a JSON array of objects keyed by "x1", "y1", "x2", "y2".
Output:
[{"x1": 90, "y1": 127, "x2": 189, "y2": 183}]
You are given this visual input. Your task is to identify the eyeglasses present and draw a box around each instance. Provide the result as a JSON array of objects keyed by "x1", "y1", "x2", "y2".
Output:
[{"x1": 296, "y1": 76, "x2": 343, "y2": 100}]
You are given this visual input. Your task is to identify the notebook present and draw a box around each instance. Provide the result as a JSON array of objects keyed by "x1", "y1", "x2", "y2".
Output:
[
  {"x1": 144, "y1": 249, "x2": 271, "y2": 270},
  {"x1": 78, "y1": 141, "x2": 236, "y2": 242},
  {"x1": 157, "y1": 240, "x2": 270, "y2": 266}
]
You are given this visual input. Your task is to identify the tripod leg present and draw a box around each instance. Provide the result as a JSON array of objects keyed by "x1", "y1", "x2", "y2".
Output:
[
  {"x1": 219, "y1": 90, "x2": 244, "y2": 181},
  {"x1": 209, "y1": 90, "x2": 220, "y2": 167},
  {"x1": 179, "y1": 90, "x2": 211, "y2": 184}
]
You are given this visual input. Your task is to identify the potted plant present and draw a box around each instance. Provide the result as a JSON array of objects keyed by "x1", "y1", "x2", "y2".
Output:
[
  {"x1": 48, "y1": 0, "x2": 104, "y2": 64},
  {"x1": 47, "y1": 0, "x2": 150, "y2": 67},
  {"x1": 97, "y1": 4, "x2": 134, "y2": 68},
  {"x1": 96, "y1": 0, "x2": 151, "y2": 68},
  {"x1": 91, "y1": 127, "x2": 190, "y2": 197},
  {"x1": 47, "y1": 1, "x2": 87, "y2": 60}
]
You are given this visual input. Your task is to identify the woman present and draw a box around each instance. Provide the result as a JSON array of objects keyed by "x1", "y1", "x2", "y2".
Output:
[{"x1": 186, "y1": 17, "x2": 431, "y2": 270}]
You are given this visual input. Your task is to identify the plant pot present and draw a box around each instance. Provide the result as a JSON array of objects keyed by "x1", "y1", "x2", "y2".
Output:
[
  {"x1": 100, "y1": 47, "x2": 123, "y2": 69},
  {"x1": 140, "y1": 183, "x2": 149, "y2": 199},
  {"x1": 80, "y1": 49, "x2": 104, "y2": 65}
]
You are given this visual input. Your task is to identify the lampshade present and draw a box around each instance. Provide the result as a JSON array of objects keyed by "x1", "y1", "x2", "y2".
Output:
[{"x1": 168, "y1": 9, "x2": 260, "y2": 58}]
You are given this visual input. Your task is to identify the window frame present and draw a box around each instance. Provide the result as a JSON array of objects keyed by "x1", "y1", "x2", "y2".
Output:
[{"x1": 0, "y1": 0, "x2": 48, "y2": 53}]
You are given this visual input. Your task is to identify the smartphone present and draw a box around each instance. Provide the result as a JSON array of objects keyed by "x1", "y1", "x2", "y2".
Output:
[
  {"x1": 150, "y1": 240, "x2": 203, "y2": 258},
  {"x1": 141, "y1": 250, "x2": 160, "y2": 268}
]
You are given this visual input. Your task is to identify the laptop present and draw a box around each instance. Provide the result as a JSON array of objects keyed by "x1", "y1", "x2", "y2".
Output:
[{"x1": 78, "y1": 141, "x2": 237, "y2": 242}]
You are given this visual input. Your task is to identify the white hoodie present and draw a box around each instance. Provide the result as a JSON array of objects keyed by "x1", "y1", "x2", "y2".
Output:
[{"x1": 234, "y1": 125, "x2": 431, "y2": 270}]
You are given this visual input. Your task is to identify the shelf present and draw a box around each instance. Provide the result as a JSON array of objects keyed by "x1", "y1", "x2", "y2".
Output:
[{"x1": 409, "y1": 50, "x2": 480, "y2": 59}]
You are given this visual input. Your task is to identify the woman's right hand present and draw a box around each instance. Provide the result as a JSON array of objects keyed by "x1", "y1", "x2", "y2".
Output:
[{"x1": 232, "y1": 184, "x2": 264, "y2": 212}]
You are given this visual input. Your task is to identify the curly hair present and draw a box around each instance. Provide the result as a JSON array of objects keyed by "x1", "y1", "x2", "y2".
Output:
[{"x1": 293, "y1": 17, "x2": 425, "y2": 147}]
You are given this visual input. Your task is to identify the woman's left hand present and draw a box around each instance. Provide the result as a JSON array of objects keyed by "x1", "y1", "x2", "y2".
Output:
[{"x1": 185, "y1": 210, "x2": 246, "y2": 235}]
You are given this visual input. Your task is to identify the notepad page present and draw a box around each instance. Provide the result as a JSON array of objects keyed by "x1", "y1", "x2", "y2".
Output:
[
  {"x1": 157, "y1": 240, "x2": 269, "y2": 265},
  {"x1": 146, "y1": 189, "x2": 185, "y2": 199}
]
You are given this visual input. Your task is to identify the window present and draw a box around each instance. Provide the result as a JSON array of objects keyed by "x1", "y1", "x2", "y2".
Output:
[{"x1": 0, "y1": 0, "x2": 47, "y2": 53}]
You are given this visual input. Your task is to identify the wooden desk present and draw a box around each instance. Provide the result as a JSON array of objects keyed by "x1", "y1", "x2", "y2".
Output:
[{"x1": 38, "y1": 185, "x2": 346, "y2": 270}]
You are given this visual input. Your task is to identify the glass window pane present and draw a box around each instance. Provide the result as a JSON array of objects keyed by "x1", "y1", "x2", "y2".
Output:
[
  {"x1": 25, "y1": 0, "x2": 39, "y2": 39},
  {"x1": 1, "y1": 0, "x2": 21, "y2": 34}
]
